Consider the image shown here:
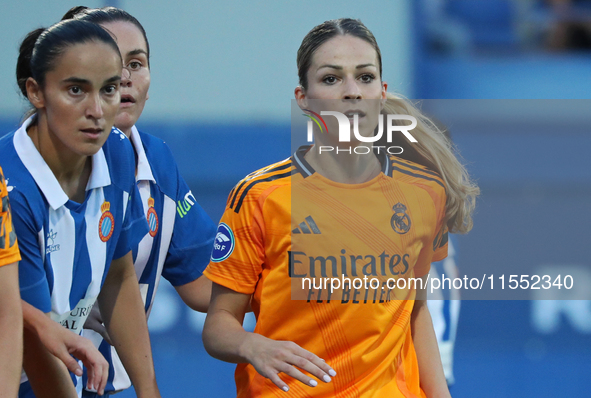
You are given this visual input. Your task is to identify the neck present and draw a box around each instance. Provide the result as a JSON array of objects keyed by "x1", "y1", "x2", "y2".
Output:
[
  {"x1": 28, "y1": 114, "x2": 92, "y2": 203},
  {"x1": 304, "y1": 143, "x2": 382, "y2": 184}
]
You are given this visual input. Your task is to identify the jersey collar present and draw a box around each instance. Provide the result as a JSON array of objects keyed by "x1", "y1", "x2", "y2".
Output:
[
  {"x1": 291, "y1": 145, "x2": 392, "y2": 178},
  {"x1": 14, "y1": 115, "x2": 111, "y2": 210},
  {"x1": 130, "y1": 126, "x2": 156, "y2": 183}
]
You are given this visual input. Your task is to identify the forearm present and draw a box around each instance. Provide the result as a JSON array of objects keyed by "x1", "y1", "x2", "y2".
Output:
[
  {"x1": 411, "y1": 299, "x2": 450, "y2": 398},
  {"x1": 23, "y1": 326, "x2": 78, "y2": 398},
  {"x1": 99, "y1": 253, "x2": 159, "y2": 398},
  {"x1": 203, "y1": 307, "x2": 251, "y2": 363},
  {"x1": 0, "y1": 263, "x2": 23, "y2": 397},
  {"x1": 21, "y1": 301, "x2": 78, "y2": 398}
]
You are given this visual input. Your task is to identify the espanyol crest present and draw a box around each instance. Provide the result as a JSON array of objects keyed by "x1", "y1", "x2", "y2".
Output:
[
  {"x1": 147, "y1": 197, "x2": 159, "y2": 237},
  {"x1": 211, "y1": 223, "x2": 235, "y2": 262},
  {"x1": 99, "y1": 201, "x2": 115, "y2": 242}
]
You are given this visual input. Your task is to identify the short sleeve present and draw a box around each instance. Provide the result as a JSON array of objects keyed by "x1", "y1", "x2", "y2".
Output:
[
  {"x1": 114, "y1": 183, "x2": 149, "y2": 259},
  {"x1": 0, "y1": 166, "x2": 20, "y2": 266},
  {"x1": 203, "y1": 186, "x2": 265, "y2": 295},
  {"x1": 161, "y1": 172, "x2": 216, "y2": 286},
  {"x1": 9, "y1": 190, "x2": 51, "y2": 312}
]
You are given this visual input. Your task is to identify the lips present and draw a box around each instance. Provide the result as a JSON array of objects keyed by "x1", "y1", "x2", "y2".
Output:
[
  {"x1": 344, "y1": 110, "x2": 366, "y2": 119},
  {"x1": 120, "y1": 94, "x2": 136, "y2": 106},
  {"x1": 80, "y1": 128, "x2": 103, "y2": 139}
]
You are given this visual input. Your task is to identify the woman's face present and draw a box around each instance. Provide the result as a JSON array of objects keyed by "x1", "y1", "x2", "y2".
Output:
[
  {"x1": 101, "y1": 21, "x2": 150, "y2": 135},
  {"x1": 295, "y1": 34, "x2": 387, "y2": 141},
  {"x1": 30, "y1": 41, "x2": 121, "y2": 157}
]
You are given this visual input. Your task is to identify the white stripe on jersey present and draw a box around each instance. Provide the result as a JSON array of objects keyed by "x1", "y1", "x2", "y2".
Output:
[
  {"x1": 49, "y1": 207, "x2": 76, "y2": 314},
  {"x1": 85, "y1": 189, "x2": 107, "y2": 299},
  {"x1": 122, "y1": 191, "x2": 129, "y2": 220},
  {"x1": 38, "y1": 227, "x2": 45, "y2": 263},
  {"x1": 111, "y1": 345, "x2": 130, "y2": 391}
]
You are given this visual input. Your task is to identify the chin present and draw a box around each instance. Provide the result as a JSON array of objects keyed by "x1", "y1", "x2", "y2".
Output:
[{"x1": 115, "y1": 114, "x2": 136, "y2": 132}]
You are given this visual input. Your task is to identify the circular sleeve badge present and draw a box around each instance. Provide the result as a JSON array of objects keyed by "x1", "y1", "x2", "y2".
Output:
[{"x1": 211, "y1": 222, "x2": 235, "y2": 262}]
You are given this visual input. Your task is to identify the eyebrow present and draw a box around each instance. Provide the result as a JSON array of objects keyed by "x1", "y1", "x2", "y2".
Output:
[
  {"x1": 317, "y1": 63, "x2": 377, "y2": 71},
  {"x1": 127, "y1": 49, "x2": 148, "y2": 58},
  {"x1": 62, "y1": 77, "x2": 91, "y2": 85},
  {"x1": 105, "y1": 75, "x2": 122, "y2": 84},
  {"x1": 62, "y1": 75, "x2": 121, "y2": 85}
]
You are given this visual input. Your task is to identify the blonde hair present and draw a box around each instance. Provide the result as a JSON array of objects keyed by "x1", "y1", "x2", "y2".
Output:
[{"x1": 381, "y1": 93, "x2": 479, "y2": 233}]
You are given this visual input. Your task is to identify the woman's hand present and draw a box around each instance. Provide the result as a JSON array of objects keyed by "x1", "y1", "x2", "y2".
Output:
[
  {"x1": 241, "y1": 333, "x2": 336, "y2": 392},
  {"x1": 203, "y1": 283, "x2": 336, "y2": 392},
  {"x1": 83, "y1": 304, "x2": 113, "y2": 345}
]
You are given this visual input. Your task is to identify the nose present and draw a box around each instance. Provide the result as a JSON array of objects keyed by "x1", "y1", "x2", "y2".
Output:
[
  {"x1": 121, "y1": 67, "x2": 132, "y2": 87},
  {"x1": 85, "y1": 93, "x2": 104, "y2": 119},
  {"x1": 342, "y1": 78, "x2": 362, "y2": 100}
]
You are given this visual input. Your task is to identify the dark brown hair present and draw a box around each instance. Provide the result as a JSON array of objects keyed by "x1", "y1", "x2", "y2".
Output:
[
  {"x1": 297, "y1": 18, "x2": 382, "y2": 90},
  {"x1": 63, "y1": 6, "x2": 150, "y2": 66},
  {"x1": 16, "y1": 19, "x2": 120, "y2": 99}
]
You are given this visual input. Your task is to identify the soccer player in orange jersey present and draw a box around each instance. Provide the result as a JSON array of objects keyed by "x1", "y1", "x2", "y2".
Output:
[
  {"x1": 203, "y1": 18, "x2": 479, "y2": 397},
  {"x1": 0, "y1": 165, "x2": 23, "y2": 397}
]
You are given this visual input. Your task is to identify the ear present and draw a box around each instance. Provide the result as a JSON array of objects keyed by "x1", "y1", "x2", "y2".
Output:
[
  {"x1": 294, "y1": 85, "x2": 307, "y2": 110},
  {"x1": 26, "y1": 78, "x2": 44, "y2": 109},
  {"x1": 146, "y1": 92, "x2": 149, "y2": 101},
  {"x1": 380, "y1": 81, "x2": 388, "y2": 110}
]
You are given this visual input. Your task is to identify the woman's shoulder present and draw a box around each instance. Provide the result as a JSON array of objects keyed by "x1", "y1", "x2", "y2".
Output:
[
  {"x1": 387, "y1": 154, "x2": 445, "y2": 191},
  {"x1": 0, "y1": 132, "x2": 43, "y2": 209},
  {"x1": 224, "y1": 157, "x2": 293, "y2": 213}
]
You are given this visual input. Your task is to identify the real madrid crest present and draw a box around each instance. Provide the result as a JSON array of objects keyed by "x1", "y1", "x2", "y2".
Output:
[
  {"x1": 99, "y1": 201, "x2": 115, "y2": 242},
  {"x1": 391, "y1": 202, "x2": 411, "y2": 234},
  {"x1": 147, "y1": 197, "x2": 159, "y2": 237}
]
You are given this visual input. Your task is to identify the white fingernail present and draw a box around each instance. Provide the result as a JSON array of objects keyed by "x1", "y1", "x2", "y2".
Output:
[
  {"x1": 329, "y1": 369, "x2": 337, "y2": 377},
  {"x1": 309, "y1": 379, "x2": 318, "y2": 387},
  {"x1": 283, "y1": 386, "x2": 289, "y2": 392},
  {"x1": 323, "y1": 375, "x2": 331, "y2": 383}
]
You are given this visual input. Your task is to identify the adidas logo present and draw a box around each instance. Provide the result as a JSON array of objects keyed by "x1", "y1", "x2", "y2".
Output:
[{"x1": 292, "y1": 216, "x2": 321, "y2": 234}]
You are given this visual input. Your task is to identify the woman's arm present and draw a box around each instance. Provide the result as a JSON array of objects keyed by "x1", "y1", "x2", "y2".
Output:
[
  {"x1": 98, "y1": 252, "x2": 160, "y2": 398},
  {"x1": 22, "y1": 300, "x2": 112, "y2": 397},
  {"x1": 411, "y1": 274, "x2": 451, "y2": 398},
  {"x1": 203, "y1": 283, "x2": 336, "y2": 392},
  {"x1": 0, "y1": 263, "x2": 23, "y2": 397},
  {"x1": 174, "y1": 274, "x2": 212, "y2": 313}
]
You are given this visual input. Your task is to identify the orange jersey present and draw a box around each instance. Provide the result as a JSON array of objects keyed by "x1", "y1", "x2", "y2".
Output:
[
  {"x1": 205, "y1": 146, "x2": 448, "y2": 397},
  {"x1": 0, "y1": 165, "x2": 20, "y2": 266}
]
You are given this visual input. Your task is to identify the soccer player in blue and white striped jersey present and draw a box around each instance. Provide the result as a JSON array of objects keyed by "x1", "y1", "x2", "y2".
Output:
[
  {"x1": 2, "y1": 19, "x2": 161, "y2": 398},
  {"x1": 63, "y1": 7, "x2": 217, "y2": 396}
]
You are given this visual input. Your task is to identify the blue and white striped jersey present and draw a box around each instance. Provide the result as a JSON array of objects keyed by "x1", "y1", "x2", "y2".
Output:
[
  {"x1": 427, "y1": 235, "x2": 459, "y2": 385},
  {"x1": 0, "y1": 116, "x2": 148, "y2": 398},
  {"x1": 83, "y1": 126, "x2": 216, "y2": 394}
]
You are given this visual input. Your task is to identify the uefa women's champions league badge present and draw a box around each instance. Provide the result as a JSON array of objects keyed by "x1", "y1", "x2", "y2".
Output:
[
  {"x1": 211, "y1": 223, "x2": 235, "y2": 262},
  {"x1": 99, "y1": 201, "x2": 115, "y2": 242},
  {"x1": 391, "y1": 203, "x2": 411, "y2": 234},
  {"x1": 147, "y1": 197, "x2": 159, "y2": 237}
]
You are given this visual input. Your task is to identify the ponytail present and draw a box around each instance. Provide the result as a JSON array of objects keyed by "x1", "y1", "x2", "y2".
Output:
[
  {"x1": 16, "y1": 28, "x2": 44, "y2": 98},
  {"x1": 381, "y1": 93, "x2": 480, "y2": 233}
]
